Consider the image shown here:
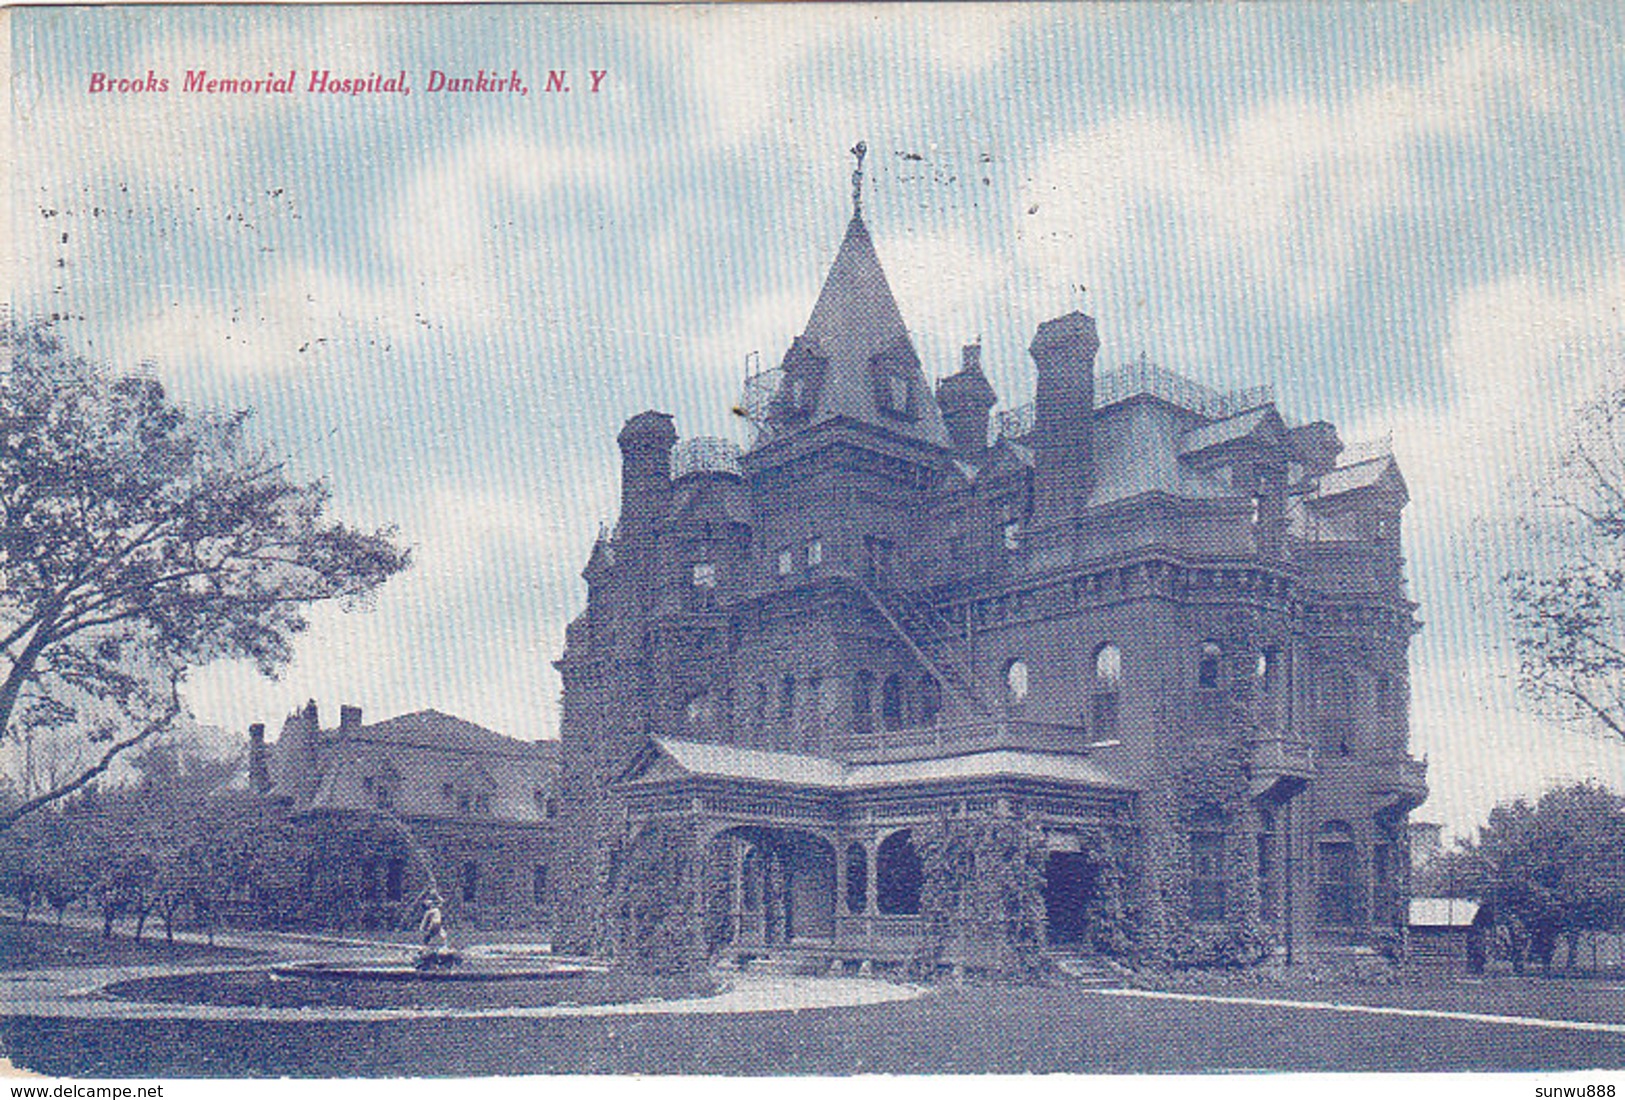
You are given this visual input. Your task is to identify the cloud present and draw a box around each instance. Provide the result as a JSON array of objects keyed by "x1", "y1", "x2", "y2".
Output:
[
  {"x1": 1017, "y1": 31, "x2": 1567, "y2": 314},
  {"x1": 183, "y1": 480, "x2": 607, "y2": 742},
  {"x1": 1374, "y1": 255, "x2": 1625, "y2": 535}
]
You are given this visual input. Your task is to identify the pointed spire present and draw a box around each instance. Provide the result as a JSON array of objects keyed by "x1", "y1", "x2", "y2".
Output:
[
  {"x1": 850, "y1": 141, "x2": 868, "y2": 217},
  {"x1": 758, "y1": 149, "x2": 949, "y2": 450}
]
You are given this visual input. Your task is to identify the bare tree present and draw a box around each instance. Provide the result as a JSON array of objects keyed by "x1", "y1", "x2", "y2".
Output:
[{"x1": 1505, "y1": 379, "x2": 1625, "y2": 738}]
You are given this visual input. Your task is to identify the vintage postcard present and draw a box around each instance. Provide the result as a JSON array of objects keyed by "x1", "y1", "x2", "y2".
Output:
[{"x1": 3, "y1": 0, "x2": 1625, "y2": 1087}]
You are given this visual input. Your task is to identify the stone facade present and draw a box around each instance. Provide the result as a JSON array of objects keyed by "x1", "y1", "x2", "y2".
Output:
[
  {"x1": 555, "y1": 179, "x2": 1427, "y2": 964},
  {"x1": 253, "y1": 702, "x2": 560, "y2": 930}
]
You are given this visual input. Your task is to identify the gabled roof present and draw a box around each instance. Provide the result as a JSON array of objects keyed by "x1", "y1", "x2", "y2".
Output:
[
  {"x1": 772, "y1": 214, "x2": 950, "y2": 449},
  {"x1": 1179, "y1": 404, "x2": 1287, "y2": 459},
  {"x1": 620, "y1": 737, "x2": 1132, "y2": 792},
  {"x1": 1312, "y1": 454, "x2": 1409, "y2": 505},
  {"x1": 1409, "y1": 897, "x2": 1480, "y2": 928}
]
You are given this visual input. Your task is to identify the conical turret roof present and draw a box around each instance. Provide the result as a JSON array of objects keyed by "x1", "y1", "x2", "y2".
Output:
[{"x1": 771, "y1": 212, "x2": 949, "y2": 449}]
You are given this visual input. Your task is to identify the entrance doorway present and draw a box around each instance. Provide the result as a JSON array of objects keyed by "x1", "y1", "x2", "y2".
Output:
[{"x1": 1044, "y1": 852, "x2": 1099, "y2": 946}]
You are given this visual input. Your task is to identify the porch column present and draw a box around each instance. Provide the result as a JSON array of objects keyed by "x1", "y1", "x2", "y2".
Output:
[
  {"x1": 835, "y1": 839, "x2": 849, "y2": 917},
  {"x1": 865, "y1": 841, "x2": 879, "y2": 917}
]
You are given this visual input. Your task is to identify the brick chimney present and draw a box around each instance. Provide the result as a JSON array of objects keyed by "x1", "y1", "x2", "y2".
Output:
[
  {"x1": 248, "y1": 723, "x2": 271, "y2": 794},
  {"x1": 937, "y1": 343, "x2": 998, "y2": 459},
  {"x1": 1030, "y1": 311, "x2": 1100, "y2": 520},
  {"x1": 339, "y1": 704, "x2": 363, "y2": 732}
]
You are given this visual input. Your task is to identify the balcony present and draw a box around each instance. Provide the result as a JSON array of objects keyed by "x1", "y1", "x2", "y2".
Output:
[
  {"x1": 836, "y1": 717, "x2": 1097, "y2": 764},
  {"x1": 1246, "y1": 733, "x2": 1315, "y2": 801},
  {"x1": 1371, "y1": 753, "x2": 1429, "y2": 812}
]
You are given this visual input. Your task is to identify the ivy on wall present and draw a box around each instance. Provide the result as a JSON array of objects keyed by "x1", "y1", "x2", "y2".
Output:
[
  {"x1": 917, "y1": 812, "x2": 1049, "y2": 976},
  {"x1": 606, "y1": 817, "x2": 708, "y2": 975},
  {"x1": 1133, "y1": 743, "x2": 1272, "y2": 969}
]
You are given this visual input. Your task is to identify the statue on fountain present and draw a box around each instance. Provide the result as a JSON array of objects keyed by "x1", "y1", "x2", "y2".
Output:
[{"x1": 415, "y1": 891, "x2": 460, "y2": 969}]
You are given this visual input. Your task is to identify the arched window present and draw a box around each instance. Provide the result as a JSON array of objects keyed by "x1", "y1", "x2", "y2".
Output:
[
  {"x1": 877, "y1": 830, "x2": 922, "y2": 915},
  {"x1": 1094, "y1": 644, "x2": 1123, "y2": 687},
  {"x1": 1259, "y1": 646, "x2": 1280, "y2": 697},
  {"x1": 917, "y1": 676, "x2": 943, "y2": 726},
  {"x1": 1198, "y1": 641, "x2": 1222, "y2": 690},
  {"x1": 1188, "y1": 804, "x2": 1227, "y2": 922},
  {"x1": 1091, "y1": 644, "x2": 1122, "y2": 739},
  {"x1": 1257, "y1": 809, "x2": 1277, "y2": 921},
  {"x1": 853, "y1": 671, "x2": 874, "y2": 734},
  {"x1": 1005, "y1": 660, "x2": 1030, "y2": 708},
  {"x1": 1316, "y1": 821, "x2": 1357, "y2": 926},
  {"x1": 881, "y1": 673, "x2": 906, "y2": 730},
  {"x1": 845, "y1": 843, "x2": 868, "y2": 915}
]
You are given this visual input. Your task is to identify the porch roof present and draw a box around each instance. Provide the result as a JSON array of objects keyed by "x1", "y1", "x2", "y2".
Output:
[{"x1": 623, "y1": 737, "x2": 1132, "y2": 793}]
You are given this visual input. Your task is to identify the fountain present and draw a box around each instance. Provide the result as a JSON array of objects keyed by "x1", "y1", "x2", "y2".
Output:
[{"x1": 270, "y1": 808, "x2": 603, "y2": 984}]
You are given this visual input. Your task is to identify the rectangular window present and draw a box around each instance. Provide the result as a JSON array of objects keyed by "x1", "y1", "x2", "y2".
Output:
[
  {"x1": 533, "y1": 865, "x2": 548, "y2": 906},
  {"x1": 1317, "y1": 842, "x2": 1356, "y2": 925},
  {"x1": 779, "y1": 675, "x2": 796, "y2": 719},
  {"x1": 385, "y1": 858, "x2": 405, "y2": 902},
  {"x1": 461, "y1": 861, "x2": 479, "y2": 904},
  {"x1": 806, "y1": 538, "x2": 823, "y2": 566},
  {"x1": 1001, "y1": 521, "x2": 1021, "y2": 551},
  {"x1": 777, "y1": 549, "x2": 794, "y2": 576},
  {"x1": 1189, "y1": 833, "x2": 1226, "y2": 922},
  {"x1": 1090, "y1": 692, "x2": 1119, "y2": 740},
  {"x1": 692, "y1": 562, "x2": 717, "y2": 588},
  {"x1": 360, "y1": 859, "x2": 378, "y2": 901}
]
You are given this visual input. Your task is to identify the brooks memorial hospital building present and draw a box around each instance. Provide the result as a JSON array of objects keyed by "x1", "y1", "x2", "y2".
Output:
[{"x1": 554, "y1": 162, "x2": 1428, "y2": 965}]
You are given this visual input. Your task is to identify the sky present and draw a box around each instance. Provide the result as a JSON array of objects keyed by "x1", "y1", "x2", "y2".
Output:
[{"x1": 5, "y1": 2, "x2": 1625, "y2": 839}]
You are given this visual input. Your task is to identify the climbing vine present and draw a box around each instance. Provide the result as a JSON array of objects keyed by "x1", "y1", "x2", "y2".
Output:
[
  {"x1": 1133, "y1": 743, "x2": 1272, "y2": 969},
  {"x1": 606, "y1": 817, "x2": 707, "y2": 975},
  {"x1": 917, "y1": 812, "x2": 1049, "y2": 977}
]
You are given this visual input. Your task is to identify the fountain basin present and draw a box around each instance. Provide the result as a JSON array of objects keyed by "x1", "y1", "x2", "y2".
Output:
[{"x1": 271, "y1": 959, "x2": 602, "y2": 983}]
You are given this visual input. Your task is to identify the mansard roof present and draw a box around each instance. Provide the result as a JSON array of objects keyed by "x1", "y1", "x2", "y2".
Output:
[
  {"x1": 620, "y1": 736, "x2": 1132, "y2": 792},
  {"x1": 769, "y1": 214, "x2": 950, "y2": 449}
]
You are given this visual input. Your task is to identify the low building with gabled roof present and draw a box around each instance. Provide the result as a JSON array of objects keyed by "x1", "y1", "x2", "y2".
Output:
[{"x1": 251, "y1": 701, "x2": 559, "y2": 930}]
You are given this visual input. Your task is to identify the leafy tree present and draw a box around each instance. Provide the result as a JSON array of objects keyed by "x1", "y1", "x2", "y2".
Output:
[
  {"x1": 1456, "y1": 781, "x2": 1625, "y2": 972},
  {"x1": 1506, "y1": 380, "x2": 1625, "y2": 738},
  {"x1": 0, "y1": 319, "x2": 410, "y2": 827}
]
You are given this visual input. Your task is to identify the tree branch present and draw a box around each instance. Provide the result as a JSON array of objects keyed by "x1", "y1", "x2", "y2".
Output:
[{"x1": 0, "y1": 680, "x2": 183, "y2": 832}]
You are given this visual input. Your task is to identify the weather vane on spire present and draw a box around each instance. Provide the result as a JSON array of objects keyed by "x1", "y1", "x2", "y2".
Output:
[{"x1": 851, "y1": 141, "x2": 867, "y2": 215}]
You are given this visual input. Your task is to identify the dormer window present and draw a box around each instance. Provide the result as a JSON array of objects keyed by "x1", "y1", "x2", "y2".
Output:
[
  {"x1": 360, "y1": 761, "x2": 401, "y2": 811},
  {"x1": 869, "y1": 337, "x2": 922, "y2": 422}
]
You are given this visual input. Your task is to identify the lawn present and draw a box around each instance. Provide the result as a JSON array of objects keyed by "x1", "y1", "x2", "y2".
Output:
[
  {"x1": 99, "y1": 968, "x2": 718, "y2": 1011},
  {"x1": 4, "y1": 978, "x2": 1624, "y2": 1076},
  {"x1": 0, "y1": 917, "x2": 254, "y2": 971}
]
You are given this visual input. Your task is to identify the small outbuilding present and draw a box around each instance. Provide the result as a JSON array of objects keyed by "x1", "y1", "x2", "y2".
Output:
[{"x1": 1408, "y1": 897, "x2": 1489, "y2": 971}]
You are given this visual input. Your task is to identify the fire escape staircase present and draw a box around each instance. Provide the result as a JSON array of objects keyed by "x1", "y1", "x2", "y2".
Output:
[{"x1": 850, "y1": 576, "x2": 993, "y2": 717}]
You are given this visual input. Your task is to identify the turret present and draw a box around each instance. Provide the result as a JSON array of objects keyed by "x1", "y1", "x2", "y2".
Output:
[
  {"x1": 1030, "y1": 311, "x2": 1100, "y2": 519},
  {"x1": 616, "y1": 410, "x2": 677, "y2": 541},
  {"x1": 937, "y1": 343, "x2": 998, "y2": 459}
]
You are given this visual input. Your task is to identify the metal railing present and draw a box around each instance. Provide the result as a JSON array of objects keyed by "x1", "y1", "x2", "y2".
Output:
[{"x1": 837, "y1": 716, "x2": 1095, "y2": 761}]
